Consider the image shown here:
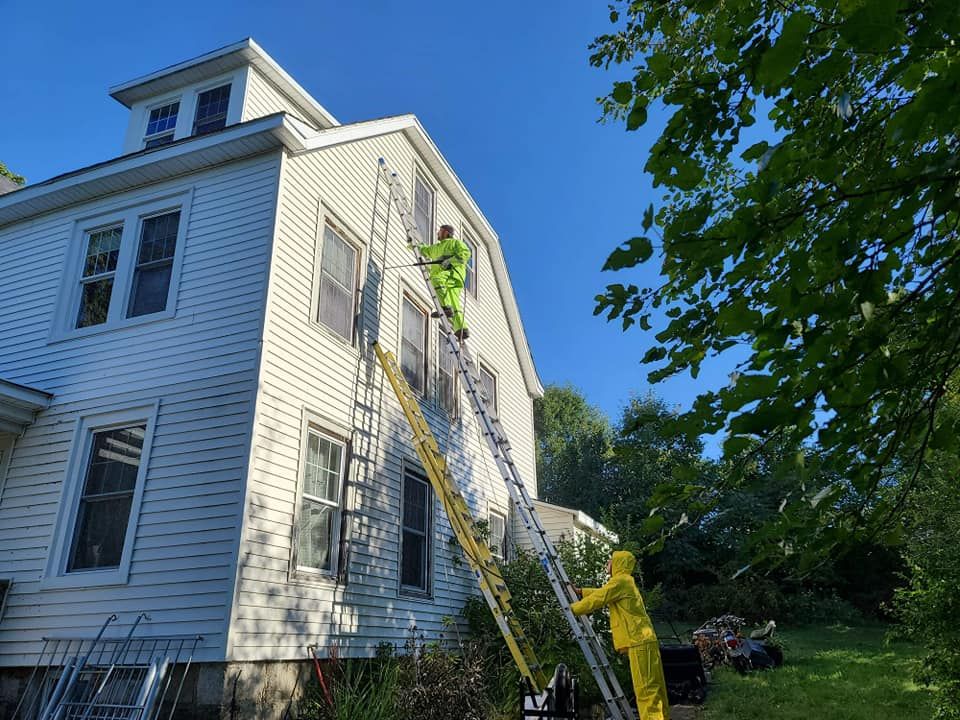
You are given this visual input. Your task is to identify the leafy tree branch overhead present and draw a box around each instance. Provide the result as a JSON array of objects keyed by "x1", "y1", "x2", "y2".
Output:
[{"x1": 590, "y1": 0, "x2": 960, "y2": 565}]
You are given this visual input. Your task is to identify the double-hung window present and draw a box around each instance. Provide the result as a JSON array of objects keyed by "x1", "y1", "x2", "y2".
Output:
[
  {"x1": 316, "y1": 223, "x2": 358, "y2": 341},
  {"x1": 68, "y1": 425, "x2": 146, "y2": 572},
  {"x1": 479, "y1": 363, "x2": 498, "y2": 414},
  {"x1": 43, "y1": 404, "x2": 157, "y2": 589},
  {"x1": 413, "y1": 173, "x2": 435, "y2": 243},
  {"x1": 61, "y1": 194, "x2": 189, "y2": 338},
  {"x1": 295, "y1": 426, "x2": 347, "y2": 577},
  {"x1": 400, "y1": 465, "x2": 432, "y2": 594},
  {"x1": 193, "y1": 84, "x2": 231, "y2": 136},
  {"x1": 401, "y1": 295, "x2": 428, "y2": 394},
  {"x1": 488, "y1": 510, "x2": 508, "y2": 562},
  {"x1": 463, "y1": 232, "x2": 478, "y2": 298},
  {"x1": 438, "y1": 333, "x2": 457, "y2": 415},
  {"x1": 143, "y1": 101, "x2": 179, "y2": 148}
]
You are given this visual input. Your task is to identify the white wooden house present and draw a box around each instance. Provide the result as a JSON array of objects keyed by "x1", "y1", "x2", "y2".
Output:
[{"x1": 0, "y1": 38, "x2": 548, "y2": 717}]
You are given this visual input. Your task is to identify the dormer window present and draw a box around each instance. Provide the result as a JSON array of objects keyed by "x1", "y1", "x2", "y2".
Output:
[
  {"x1": 143, "y1": 101, "x2": 180, "y2": 149},
  {"x1": 193, "y1": 84, "x2": 231, "y2": 136}
]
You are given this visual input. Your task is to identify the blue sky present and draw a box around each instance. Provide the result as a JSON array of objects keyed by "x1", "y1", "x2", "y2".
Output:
[{"x1": 2, "y1": 0, "x2": 739, "y2": 434}]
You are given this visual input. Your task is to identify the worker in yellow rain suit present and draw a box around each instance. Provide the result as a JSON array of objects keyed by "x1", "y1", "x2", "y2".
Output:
[
  {"x1": 571, "y1": 550, "x2": 670, "y2": 720},
  {"x1": 418, "y1": 224, "x2": 471, "y2": 341}
]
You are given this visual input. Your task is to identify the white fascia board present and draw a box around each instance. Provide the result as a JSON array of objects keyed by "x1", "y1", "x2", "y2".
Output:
[
  {"x1": 0, "y1": 114, "x2": 298, "y2": 228},
  {"x1": 0, "y1": 378, "x2": 52, "y2": 434},
  {"x1": 109, "y1": 38, "x2": 338, "y2": 129},
  {"x1": 290, "y1": 114, "x2": 544, "y2": 398}
]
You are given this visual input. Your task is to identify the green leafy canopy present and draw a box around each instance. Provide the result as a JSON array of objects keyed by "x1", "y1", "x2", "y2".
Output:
[{"x1": 590, "y1": 0, "x2": 960, "y2": 567}]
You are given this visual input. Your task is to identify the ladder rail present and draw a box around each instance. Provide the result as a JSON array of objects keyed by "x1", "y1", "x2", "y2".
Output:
[{"x1": 377, "y1": 158, "x2": 636, "y2": 720}]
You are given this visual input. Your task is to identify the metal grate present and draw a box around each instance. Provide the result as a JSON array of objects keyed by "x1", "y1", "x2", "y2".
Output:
[{"x1": 12, "y1": 614, "x2": 201, "y2": 720}]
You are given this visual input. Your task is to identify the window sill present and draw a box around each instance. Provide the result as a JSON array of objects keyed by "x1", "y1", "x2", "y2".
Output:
[
  {"x1": 48, "y1": 310, "x2": 179, "y2": 345},
  {"x1": 40, "y1": 567, "x2": 130, "y2": 591},
  {"x1": 288, "y1": 568, "x2": 341, "y2": 588},
  {"x1": 398, "y1": 587, "x2": 433, "y2": 601}
]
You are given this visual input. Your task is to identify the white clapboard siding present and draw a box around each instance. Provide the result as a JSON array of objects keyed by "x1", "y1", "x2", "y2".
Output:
[
  {"x1": 0, "y1": 152, "x2": 282, "y2": 666},
  {"x1": 226, "y1": 131, "x2": 538, "y2": 661},
  {"x1": 242, "y1": 67, "x2": 314, "y2": 127}
]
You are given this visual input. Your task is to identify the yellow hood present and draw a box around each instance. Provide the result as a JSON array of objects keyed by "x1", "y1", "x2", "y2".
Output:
[{"x1": 611, "y1": 550, "x2": 636, "y2": 576}]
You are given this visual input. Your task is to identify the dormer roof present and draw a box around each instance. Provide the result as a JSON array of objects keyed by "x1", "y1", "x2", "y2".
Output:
[{"x1": 109, "y1": 38, "x2": 339, "y2": 130}]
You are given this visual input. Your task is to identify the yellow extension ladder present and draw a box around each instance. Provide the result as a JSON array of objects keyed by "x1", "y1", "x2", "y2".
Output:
[{"x1": 373, "y1": 157, "x2": 636, "y2": 720}]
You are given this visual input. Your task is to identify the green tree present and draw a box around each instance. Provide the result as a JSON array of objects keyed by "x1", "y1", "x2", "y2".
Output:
[
  {"x1": 590, "y1": 0, "x2": 960, "y2": 566},
  {"x1": 0, "y1": 162, "x2": 25, "y2": 186},
  {"x1": 534, "y1": 384, "x2": 612, "y2": 516}
]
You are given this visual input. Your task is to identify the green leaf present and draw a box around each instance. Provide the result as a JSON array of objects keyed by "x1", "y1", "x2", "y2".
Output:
[
  {"x1": 626, "y1": 100, "x2": 648, "y2": 131},
  {"x1": 642, "y1": 204, "x2": 655, "y2": 232},
  {"x1": 756, "y1": 12, "x2": 813, "y2": 91},
  {"x1": 603, "y1": 236, "x2": 654, "y2": 271},
  {"x1": 612, "y1": 82, "x2": 633, "y2": 105},
  {"x1": 838, "y1": 0, "x2": 902, "y2": 52}
]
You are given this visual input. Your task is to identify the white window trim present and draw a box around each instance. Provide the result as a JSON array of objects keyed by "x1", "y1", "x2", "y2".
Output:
[
  {"x1": 48, "y1": 189, "x2": 193, "y2": 343},
  {"x1": 41, "y1": 401, "x2": 160, "y2": 590},
  {"x1": 478, "y1": 360, "x2": 499, "y2": 415},
  {"x1": 488, "y1": 508, "x2": 508, "y2": 562},
  {"x1": 289, "y1": 410, "x2": 351, "y2": 585},
  {"x1": 0, "y1": 435, "x2": 13, "y2": 506},
  {"x1": 309, "y1": 204, "x2": 365, "y2": 348},
  {"x1": 461, "y1": 224, "x2": 479, "y2": 300},
  {"x1": 400, "y1": 289, "x2": 431, "y2": 398},
  {"x1": 398, "y1": 459, "x2": 434, "y2": 598},
  {"x1": 141, "y1": 96, "x2": 183, "y2": 150},
  {"x1": 411, "y1": 166, "x2": 436, "y2": 245}
]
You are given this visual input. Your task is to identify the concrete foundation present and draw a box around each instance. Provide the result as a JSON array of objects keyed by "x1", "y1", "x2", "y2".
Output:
[{"x1": 0, "y1": 660, "x2": 315, "y2": 720}]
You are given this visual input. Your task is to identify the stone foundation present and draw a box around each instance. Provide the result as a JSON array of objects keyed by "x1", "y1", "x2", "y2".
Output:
[{"x1": 0, "y1": 660, "x2": 316, "y2": 720}]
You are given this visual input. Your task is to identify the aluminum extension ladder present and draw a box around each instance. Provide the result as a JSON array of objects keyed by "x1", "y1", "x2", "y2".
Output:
[{"x1": 376, "y1": 157, "x2": 636, "y2": 720}]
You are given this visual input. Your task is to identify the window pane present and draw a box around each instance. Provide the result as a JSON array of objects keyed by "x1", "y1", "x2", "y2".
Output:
[
  {"x1": 68, "y1": 425, "x2": 145, "y2": 572},
  {"x1": 194, "y1": 85, "x2": 231, "y2": 135},
  {"x1": 413, "y1": 176, "x2": 434, "y2": 241},
  {"x1": 439, "y1": 335, "x2": 456, "y2": 414},
  {"x1": 128, "y1": 265, "x2": 172, "y2": 317},
  {"x1": 489, "y1": 512, "x2": 506, "y2": 560},
  {"x1": 401, "y1": 298, "x2": 426, "y2": 393},
  {"x1": 304, "y1": 432, "x2": 342, "y2": 502},
  {"x1": 83, "y1": 227, "x2": 122, "y2": 277},
  {"x1": 401, "y1": 530, "x2": 425, "y2": 588},
  {"x1": 403, "y1": 477, "x2": 428, "y2": 533},
  {"x1": 464, "y1": 236, "x2": 477, "y2": 296},
  {"x1": 69, "y1": 495, "x2": 134, "y2": 571},
  {"x1": 144, "y1": 134, "x2": 174, "y2": 149},
  {"x1": 480, "y1": 366, "x2": 497, "y2": 413},
  {"x1": 146, "y1": 101, "x2": 180, "y2": 137},
  {"x1": 138, "y1": 212, "x2": 180, "y2": 264},
  {"x1": 318, "y1": 226, "x2": 356, "y2": 339},
  {"x1": 77, "y1": 278, "x2": 114, "y2": 328},
  {"x1": 298, "y1": 498, "x2": 334, "y2": 572}
]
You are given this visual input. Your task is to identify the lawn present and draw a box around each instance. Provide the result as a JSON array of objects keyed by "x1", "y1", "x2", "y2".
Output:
[{"x1": 697, "y1": 625, "x2": 933, "y2": 720}]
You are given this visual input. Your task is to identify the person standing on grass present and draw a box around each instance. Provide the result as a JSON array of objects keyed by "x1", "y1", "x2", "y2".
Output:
[
  {"x1": 572, "y1": 550, "x2": 670, "y2": 720},
  {"x1": 419, "y1": 224, "x2": 471, "y2": 341}
]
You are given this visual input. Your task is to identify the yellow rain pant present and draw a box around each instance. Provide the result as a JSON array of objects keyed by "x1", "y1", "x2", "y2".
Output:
[
  {"x1": 420, "y1": 238, "x2": 470, "y2": 332},
  {"x1": 628, "y1": 641, "x2": 670, "y2": 720}
]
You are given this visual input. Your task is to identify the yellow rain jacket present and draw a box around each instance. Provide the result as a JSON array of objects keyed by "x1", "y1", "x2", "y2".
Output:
[{"x1": 570, "y1": 550, "x2": 656, "y2": 650}]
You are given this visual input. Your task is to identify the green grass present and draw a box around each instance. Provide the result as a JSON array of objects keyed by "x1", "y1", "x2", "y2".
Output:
[{"x1": 700, "y1": 625, "x2": 933, "y2": 720}]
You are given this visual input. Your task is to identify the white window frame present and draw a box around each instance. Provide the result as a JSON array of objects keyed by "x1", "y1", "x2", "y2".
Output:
[
  {"x1": 142, "y1": 97, "x2": 182, "y2": 149},
  {"x1": 488, "y1": 509, "x2": 508, "y2": 562},
  {"x1": 479, "y1": 362, "x2": 499, "y2": 415},
  {"x1": 310, "y1": 212, "x2": 363, "y2": 346},
  {"x1": 461, "y1": 226, "x2": 479, "y2": 299},
  {"x1": 290, "y1": 411, "x2": 350, "y2": 583},
  {"x1": 42, "y1": 402, "x2": 159, "y2": 590},
  {"x1": 49, "y1": 190, "x2": 193, "y2": 343},
  {"x1": 400, "y1": 291, "x2": 430, "y2": 396},
  {"x1": 0, "y1": 435, "x2": 13, "y2": 505},
  {"x1": 412, "y1": 169, "x2": 436, "y2": 244},
  {"x1": 399, "y1": 460, "x2": 434, "y2": 597}
]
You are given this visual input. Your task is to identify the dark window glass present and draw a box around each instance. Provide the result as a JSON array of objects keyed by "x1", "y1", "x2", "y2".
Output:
[
  {"x1": 464, "y1": 234, "x2": 478, "y2": 297},
  {"x1": 438, "y1": 333, "x2": 457, "y2": 415},
  {"x1": 480, "y1": 365, "x2": 498, "y2": 414},
  {"x1": 317, "y1": 225, "x2": 357, "y2": 340},
  {"x1": 400, "y1": 468, "x2": 431, "y2": 592},
  {"x1": 128, "y1": 211, "x2": 180, "y2": 318},
  {"x1": 68, "y1": 425, "x2": 146, "y2": 571},
  {"x1": 77, "y1": 226, "x2": 122, "y2": 328},
  {"x1": 193, "y1": 85, "x2": 231, "y2": 135}
]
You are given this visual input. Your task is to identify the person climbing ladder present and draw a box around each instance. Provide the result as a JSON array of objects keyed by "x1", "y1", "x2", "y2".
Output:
[{"x1": 419, "y1": 224, "x2": 471, "y2": 340}]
